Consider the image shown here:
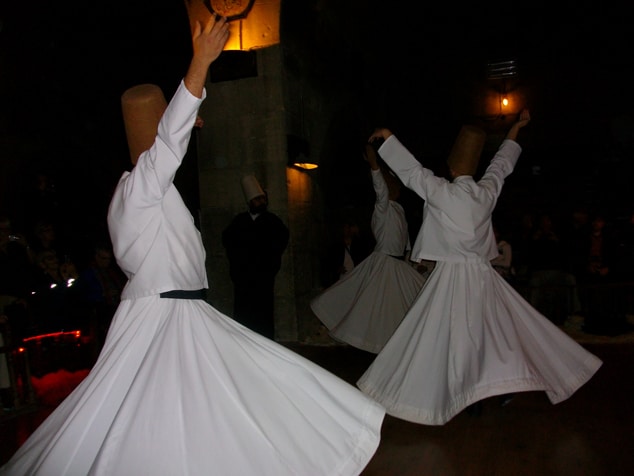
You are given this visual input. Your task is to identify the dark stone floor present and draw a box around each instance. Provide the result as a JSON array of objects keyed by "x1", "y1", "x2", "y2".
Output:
[{"x1": 2, "y1": 342, "x2": 633, "y2": 475}]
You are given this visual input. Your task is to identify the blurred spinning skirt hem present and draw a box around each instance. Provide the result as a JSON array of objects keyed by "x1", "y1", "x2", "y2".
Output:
[{"x1": 1, "y1": 295, "x2": 385, "y2": 476}]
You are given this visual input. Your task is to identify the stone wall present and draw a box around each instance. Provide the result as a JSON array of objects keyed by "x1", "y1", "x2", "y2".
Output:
[{"x1": 197, "y1": 45, "x2": 334, "y2": 343}]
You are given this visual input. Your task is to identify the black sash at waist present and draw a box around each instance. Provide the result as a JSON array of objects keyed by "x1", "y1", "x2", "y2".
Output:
[{"x1": 159, "y1": 289, "x2": 207, "y2": 300}]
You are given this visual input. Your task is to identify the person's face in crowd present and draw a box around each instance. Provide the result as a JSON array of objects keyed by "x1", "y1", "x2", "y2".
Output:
[
  {"x1": 591, "y1": 216, "x2": 605, "y2": 232},
  {"x1": 38, "y1": 251, "x2": 59, "y2": 273},
  {"x1": 249, "y1": 194, "x2": 268, "y2": 214},
  {"x1": 94, "y1": 249, "x2": 113, "y2": 269},
  {"x1": 572, "y1": 210, "x2": 588, "y2": 227},
  {"x1": 521, "y1": 213, "x2": 533, "y2": 230},
  {"x1": 60, "y1": 261, "x2": 78, "y2": 281},
  {"x1": 539, "y1": 215, "x2": 552, "y2": 230},
  {"x1": 36, "y1": 173, "x2": 55, "y2": 193},
  {"x1": 36, "y1": 223, "x2": 56, "y2": 244},
  {"x1": 0, "y1": 219, "x2": 11, "y2": 246},
  {"x1": 342, "y1": 223, "x2": 359, "y2": 240}
]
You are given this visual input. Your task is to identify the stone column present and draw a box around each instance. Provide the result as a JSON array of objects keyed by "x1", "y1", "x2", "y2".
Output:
[{"x1": 197, "y1": 45, "x2": 297, "y2": 341}]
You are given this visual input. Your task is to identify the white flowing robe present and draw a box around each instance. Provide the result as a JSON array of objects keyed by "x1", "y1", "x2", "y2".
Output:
[
  {"x1": 357, "y1": 135, "x2": 602, "y2": 425},
  {"x1": 311, "y1": 169, "x2": 425, "y2": 353},
  {"x1": 0, "y1": 82, "x2": 384, "y2": 476}
]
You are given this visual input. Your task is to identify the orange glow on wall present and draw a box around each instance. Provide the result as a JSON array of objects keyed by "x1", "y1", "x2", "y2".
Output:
[
  {"x1": 286, "y1": 167, "x2": 313, "y2": 202},
  {"x1": 186, "y1": 0, "x2": 280, "y2": 51},
  {"x1": 475, "y1": 88, "x2": 522, "y2": 119}
]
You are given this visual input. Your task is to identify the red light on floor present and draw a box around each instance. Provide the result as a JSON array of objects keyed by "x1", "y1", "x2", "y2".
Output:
[{"x1": 22, "y1": 330, "x2": 82, "y2": 343}]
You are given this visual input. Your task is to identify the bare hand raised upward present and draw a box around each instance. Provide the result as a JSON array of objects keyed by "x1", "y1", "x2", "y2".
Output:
[
  {"x1": 368, "y1": 128, "x2": 393, "y2": 144},
  {"x1": 184, "y1": 14, "x2": 230, "y2": 98},
  {"x1": 505, "y1": 108, "x2": 531, "y2": 141},
  {"x1": 516, "y1": 109, "x2": 531, "y2": 128},
  {"x1": 192, "y1": 14, "x2": 230, "y2": 66}
]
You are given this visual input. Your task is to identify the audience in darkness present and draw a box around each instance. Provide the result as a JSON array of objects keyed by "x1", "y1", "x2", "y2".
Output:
[{"x1": 1, "y1": 168, "x2": 633, "y2": 378}]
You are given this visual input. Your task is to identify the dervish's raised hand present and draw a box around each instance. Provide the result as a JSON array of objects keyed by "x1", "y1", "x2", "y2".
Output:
[
  {"x1": 506, "y1": 109, "x2": 531, "y2": 142},
  {"x1": 185, "y1": 14, "x2": 230, "y2": 98},
  {"x1": 368, "y1": 128, "x2": 393, "y2": 143},
  {"x1": 516, "y1": 109, "x2": 531, "y2": 128},
  {"x1": 193, "y1": 14, "x2": 230, "y2": 66}
]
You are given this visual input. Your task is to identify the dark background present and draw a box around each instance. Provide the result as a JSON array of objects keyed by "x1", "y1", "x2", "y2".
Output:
[
  {"x1": 281, "y1": 1, "x2": 634, "y2": 234},
  {"x1": 1, "y1": 0, "x2": 633, "y2": 255}
]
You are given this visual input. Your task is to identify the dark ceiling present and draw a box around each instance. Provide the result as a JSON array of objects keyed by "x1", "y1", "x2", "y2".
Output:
[{"x1": 280, "y1": 1, "x2": 634, "y2": 220}]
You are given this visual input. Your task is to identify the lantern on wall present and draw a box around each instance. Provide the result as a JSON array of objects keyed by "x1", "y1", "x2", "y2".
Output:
[
  {"x1": 485, "y1": 59, "x2": 520, "y2": 118},
  {"x1": 203, "y1": 0, "x2": 255, "y2": 20},
  {"x1": 186, "y1": 0, "x2": 280, "y2": 51}
]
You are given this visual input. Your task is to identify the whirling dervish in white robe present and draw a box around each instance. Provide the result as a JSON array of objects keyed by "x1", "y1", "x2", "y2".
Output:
[
  {"x1": 311, "y1": 145, "x2": 426, "y2": 353},
  {"x1": 357, "y1": 113, "x2": 602, "y2": 426},
  {"x1": 0, "y1": 15, "x2": 384, "y2": 474}
]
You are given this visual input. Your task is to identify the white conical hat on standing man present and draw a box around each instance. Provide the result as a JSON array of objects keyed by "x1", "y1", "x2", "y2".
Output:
[
  {"x1": 241, "y1": 175, "x2": 265, "y2": 202},
  {"x1": 121, "y1": 84, "x2": 167, "y2": 165}
]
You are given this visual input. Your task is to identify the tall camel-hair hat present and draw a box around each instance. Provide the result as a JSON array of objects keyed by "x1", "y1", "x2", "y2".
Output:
[
  {"x1": 241, "y1": 175, "x2": 265, "y2": 202},
  {"x1": 121, "y1": 84, "x2": 167, "y2": 165},
  {"x1": 446, "y1": 125, "x2": 487, "y2": 176}
]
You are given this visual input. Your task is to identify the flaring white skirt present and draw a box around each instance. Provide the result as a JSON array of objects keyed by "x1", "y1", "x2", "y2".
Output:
[
  {"x1": 1, "y1": 296, "x2": 384, "y2": 476},
  {"x1": 311, "y1": 252, "x2": 425, "y2": 353},
  {"x1": 357, "y1": 260, "x2": 602, "y2": 425}
]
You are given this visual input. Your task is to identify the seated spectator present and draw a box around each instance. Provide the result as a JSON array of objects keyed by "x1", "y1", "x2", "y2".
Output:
[
  {"x1": 22, "y1": 170, "x2": 61, "y2": 232},
  {"x1": 75, "y1": 240, "x2": 126, "y2": 357},
  {"x1": 30, "y1": 250, "x2": 81, "y2": 334},
  {"x1": 510, "y1": 210, "x2": 535, "y2": 282},
  {"x1": 0, "y1": 216, "x2": 37, "y2": 341},
  {"x1": 576, "y1": 212, "x2": 627, "y2": 335},
  {"x1": 614, "y1": 208, "x2": 634, "y2": 316},
  {"x1": 614, "y1": 208, "x2": 634, "y2": 282},
  {"x1": 527, "y1": 212, "x2": 579, "y2": 325},
  {"x1": 0, "y1": 314, "x2": 13, "y2": 411},
  {"x1": 491, "y1": 223, "x2": 515, "y2": 282},
  {"x1": 561, "y1": 205, "x2": 592, "y2": 279},
  {"x1": 30, "y1": 219, "x2": 69, "y2": 260}
]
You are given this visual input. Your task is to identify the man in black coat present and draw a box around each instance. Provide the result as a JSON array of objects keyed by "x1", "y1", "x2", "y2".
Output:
[{"x1": 222, "y1": 176, "x2": 289, "y2": 339}]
